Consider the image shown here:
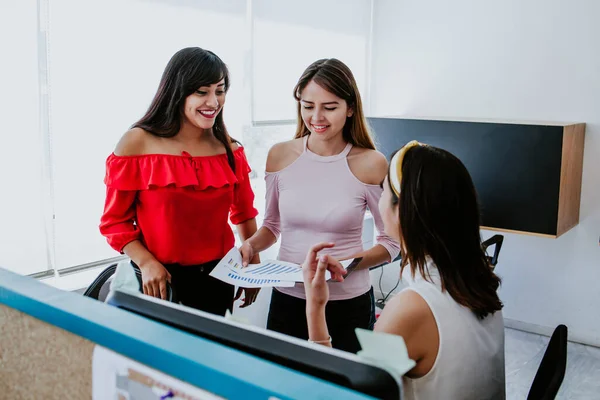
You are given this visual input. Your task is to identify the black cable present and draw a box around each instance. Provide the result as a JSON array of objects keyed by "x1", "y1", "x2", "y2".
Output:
[
  {"x1": 378, "y1": 265, "x2": 385, "y2": 300},
  {"x1": 377, "y1": 263, "x2": 402, "y2": 306},
  {"x1": 383, "y1": 276, "x2": 401, "y2": 303}
]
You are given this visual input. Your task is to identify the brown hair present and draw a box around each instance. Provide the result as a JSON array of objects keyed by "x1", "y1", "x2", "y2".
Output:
[
  {"x1": 388, "y1": 144, "x2": 503, "y2": 319},
  {"x1": 293, "y1": 58, "x2": 375, "y2": 150}
]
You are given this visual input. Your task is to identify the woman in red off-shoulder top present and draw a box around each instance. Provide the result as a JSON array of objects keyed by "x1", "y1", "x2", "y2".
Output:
[{"x1": 99, "y1": 47, "x2": 260, "y2": 316}]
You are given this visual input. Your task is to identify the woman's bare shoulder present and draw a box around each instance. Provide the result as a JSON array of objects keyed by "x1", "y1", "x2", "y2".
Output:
[
  {"x1": 348, "y1": 148, "x2": 389, "y2": 185},
  {"x1": 266, "y1": 138, "x2": 304, "y2": 173}
]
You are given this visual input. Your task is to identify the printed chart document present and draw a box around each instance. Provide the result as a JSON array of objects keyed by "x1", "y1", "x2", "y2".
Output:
[
  {"x1": 92, "y1": 346, "x2": 224, "y2": 400},
  {"x1": 209, "y1": 247, "x2": 295, "y2": 288},
  {"x1": 209, "y1": 247, "x2": 357, "y2": 288}
]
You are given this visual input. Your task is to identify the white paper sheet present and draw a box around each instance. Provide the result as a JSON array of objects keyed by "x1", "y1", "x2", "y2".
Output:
[
  {"x1": 241, "y1": 259, "x2": 310, "y2": 282},
  {"x1": 355, "y1": 328, "x2": 416, "y2": 377},
  {"x1": 92, "y1": 345, "x2": 224, "y2": 400},
  {"x1": 209, "y1": 247, "x2": 295, "y2": 288},
  {"x1": 243, "y1": 258, "x2": 354, "y2": 282},
  {"x1": 210, "y1": 247, "x2": 357, "y2": 288}
]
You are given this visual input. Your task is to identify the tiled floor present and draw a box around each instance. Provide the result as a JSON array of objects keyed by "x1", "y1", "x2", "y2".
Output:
[{"x1": 505, "y1": 328, "x2": 600, "y2": 399}]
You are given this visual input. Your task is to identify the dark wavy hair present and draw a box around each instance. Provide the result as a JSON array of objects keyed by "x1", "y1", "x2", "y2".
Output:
[
  {"x1": 389, "y1": 144, "x2": 503, "y2": 319},
  {"x1": 133, "y1": 47, "x2": 237, "y2": 171}
]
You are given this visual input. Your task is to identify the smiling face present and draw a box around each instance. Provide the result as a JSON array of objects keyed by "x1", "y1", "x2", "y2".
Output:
[
  {"x1": 182, "y1": 79, "x2": 226, "y2": 130},
  {"x1": 299, "y1": 80, "x2": 353, "y2": 140}
]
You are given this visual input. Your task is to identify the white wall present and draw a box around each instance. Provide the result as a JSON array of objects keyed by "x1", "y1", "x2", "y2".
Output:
[
  {"x1": 252, "y1": 0, "x2": 370, "y2": 122},
  {"x1": 370, "y1": 0, "x2": 600, "y2": 345}
]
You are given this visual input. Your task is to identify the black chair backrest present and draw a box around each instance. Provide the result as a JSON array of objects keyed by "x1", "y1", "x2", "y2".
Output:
[
  {"x1": 83, "y1": 263, "x2": 121, "y2": 301},
  {"x1": 83, "y1": 262, "x2": 174, "y2": 303},
  {"x1": 527, "y1": 324, "x2": 568, "y2": 400}
]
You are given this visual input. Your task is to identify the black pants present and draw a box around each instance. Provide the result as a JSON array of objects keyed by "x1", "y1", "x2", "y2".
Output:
[
  {"x1": 134, "y1": 260, "x2": 235, "y2": 317},
  {"x1": 266, "y1": 287, "x2": 376, "y2": 353}
]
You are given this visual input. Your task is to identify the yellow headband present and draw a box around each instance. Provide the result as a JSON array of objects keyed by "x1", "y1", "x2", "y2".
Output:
[{"x1": 390, "y1": 140, "x2": 427, "y2": 196}]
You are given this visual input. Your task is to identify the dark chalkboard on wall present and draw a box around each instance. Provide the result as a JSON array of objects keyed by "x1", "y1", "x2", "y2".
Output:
[{"x1": 368, "y1": 117, "x2": 585, "y2": 238}]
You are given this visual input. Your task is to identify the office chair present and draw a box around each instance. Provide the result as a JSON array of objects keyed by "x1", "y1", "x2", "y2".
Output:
[
  {"x1": 527, "y1": 324, "x2": 568, "y2": 400},
  {"x1": 83, "y1": 262, "x2": 175, "y2": 303}
]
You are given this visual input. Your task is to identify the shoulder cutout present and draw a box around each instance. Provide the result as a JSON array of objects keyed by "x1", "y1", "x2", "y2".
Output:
[
  {"x1": 265, "y1": 138, "x2": 303, "y2": 173},
  {"x1": 348, "y1": 148, "x2": 389, "y2": 185},
  {"x1": 114, "y1": 128, "x2": 150, "y2": 156}
]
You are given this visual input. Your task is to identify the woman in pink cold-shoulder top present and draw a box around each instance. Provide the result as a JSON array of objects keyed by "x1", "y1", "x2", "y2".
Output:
[{"x1": 239, "y1": 59, "x2": 400, "y2": 353}]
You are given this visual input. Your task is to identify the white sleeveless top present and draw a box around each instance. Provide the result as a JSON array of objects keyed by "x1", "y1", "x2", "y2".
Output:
[{"x1": 401, "y1": 259, "x2": 506, "y2": 400}]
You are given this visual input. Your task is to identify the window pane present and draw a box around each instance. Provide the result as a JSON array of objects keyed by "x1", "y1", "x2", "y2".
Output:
[
  {"x1": 0, "y1": 0, "x2": 49, "y2": 275},
  {"x1": 253, "y1": 0, "x2": 371, "y2": 122},
  {"x1": 243, "y1": 123, "x2": 297, "y2": 226},
  {"x1": 48, "y1": 0, "x2": 247, "y2": 269}
]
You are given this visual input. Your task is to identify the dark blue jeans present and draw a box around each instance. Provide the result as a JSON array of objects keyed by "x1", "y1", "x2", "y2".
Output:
[{"x1": 266, "y1": 287, "x2": 376, "y2": 353}]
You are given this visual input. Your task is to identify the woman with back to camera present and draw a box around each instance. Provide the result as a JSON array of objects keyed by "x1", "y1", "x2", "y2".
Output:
[
  {"x1": 304, "y1": 141, "x2": 506, "y2": 399},
  {"x1": 100, "y1": 47, "x2": 260, "y2": 315},
  {"x1": 240, "y1": 58, "x2": 400, "y2": 353}
]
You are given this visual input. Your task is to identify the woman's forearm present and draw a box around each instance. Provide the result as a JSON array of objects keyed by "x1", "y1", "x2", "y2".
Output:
[
  {"x1": 246, "y1": 226, "x2": 278, "y2": 254},
  {"x1": 123, "y1": 240, "x2": 157, "y2": 267},
  {"x1": 236, "y1": 218, "x2": 261, "y2": 263},
  {"x1": 306, "y1": 304, "x2": 332, "y2": 348},
  {"x1": 236, "y1": 218, "x2": 258, "y2": 241},
  {"x1": 350, "y1": 244, "x2": 392, "y2": 271}
]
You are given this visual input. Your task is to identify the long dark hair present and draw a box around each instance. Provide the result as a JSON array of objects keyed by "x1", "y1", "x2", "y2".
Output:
[
  {"x1": 389, "y1": 144, "x2": 503, "y2": 319},
  {"x1": 293, "y1": 58, "x2": 376, "y2": 150},
  {"x1": 133, "y1": 47, "x2": 237, "y2": 171}
]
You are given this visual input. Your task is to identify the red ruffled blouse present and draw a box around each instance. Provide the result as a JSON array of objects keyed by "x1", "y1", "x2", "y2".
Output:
[{"x1": 99, "y1": 147, "x2": 258, "y2": 266}]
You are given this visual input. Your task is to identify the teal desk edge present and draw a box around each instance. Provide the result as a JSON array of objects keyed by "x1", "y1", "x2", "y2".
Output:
[{"x1": 0, "y1": 268, "x2": 373, "y2": 400}]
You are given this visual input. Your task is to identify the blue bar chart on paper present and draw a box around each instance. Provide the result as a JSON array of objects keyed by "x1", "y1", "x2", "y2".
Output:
[
  {"x1": 226, "y1": 272, "x2": 290, "y2": 286},
  {"x1": 225, "y1": 255, "x2": 243, "y2": 270},
  {"x1": 245, "y1": 262, "x2": 300, "y2": 276},
  {"x1": 210, "y1": 247, "x2": 353, "y2": 288},
  {"x1": 210, "y1": 248, "x2": 296, "y2": 288}
]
